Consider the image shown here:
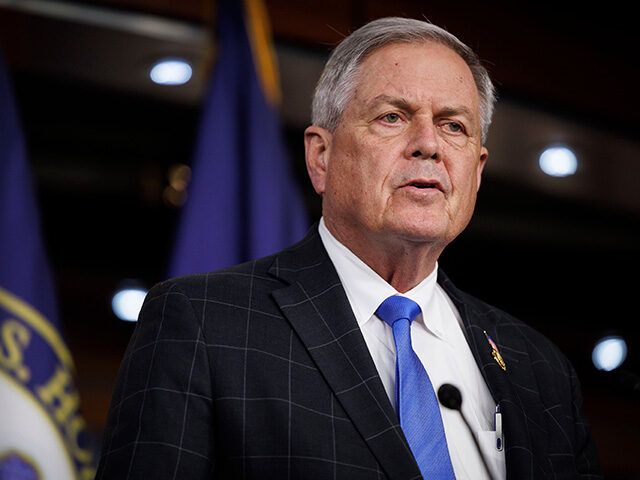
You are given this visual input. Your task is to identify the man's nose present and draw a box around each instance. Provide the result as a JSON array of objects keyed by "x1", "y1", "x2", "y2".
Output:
[{"x1": 405, "y1": 117, "x2": 440, "y2": 161}]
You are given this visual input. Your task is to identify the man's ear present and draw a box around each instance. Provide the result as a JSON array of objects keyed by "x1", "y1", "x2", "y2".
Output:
[
  {"x1": 304, "y1": 125, "x2": 332, "y2": 195},
  {"x1": 476, "y1": 146, "x2": 489, "y2": 191}
]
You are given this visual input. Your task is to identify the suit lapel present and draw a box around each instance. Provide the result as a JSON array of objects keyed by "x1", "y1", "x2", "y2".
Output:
[
  {"x1": 269, "y1": 227, "x2": 422, "y2": 480},
  {"x1": 439, "y1": 270, "x2": 548, "y2": 480}
]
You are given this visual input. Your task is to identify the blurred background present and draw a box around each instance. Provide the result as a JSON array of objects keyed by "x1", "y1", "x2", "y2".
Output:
[{"x1": 0, "y1": 0, "x2": 638, "y2": 478}]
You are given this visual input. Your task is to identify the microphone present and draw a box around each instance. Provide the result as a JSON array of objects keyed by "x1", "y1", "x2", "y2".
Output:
[
  {"x1": 438, "y1": 384, "x2": 496, "y2": 480},
  {"x1": 438, "y1": 383, "x2": 462, "y2": 410}
]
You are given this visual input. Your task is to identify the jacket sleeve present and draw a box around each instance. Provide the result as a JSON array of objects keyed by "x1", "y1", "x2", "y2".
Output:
[
  {"x1": 95, "y1": 280, "x2": 215, "y2": 479},
  {"x1": 568, "y1": 361, "x2": 603, "y2": 479}
]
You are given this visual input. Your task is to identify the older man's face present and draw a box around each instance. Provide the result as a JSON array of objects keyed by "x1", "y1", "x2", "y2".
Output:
[{"x1": 307, "y1": 41, "x2": 488, "y2": 250}]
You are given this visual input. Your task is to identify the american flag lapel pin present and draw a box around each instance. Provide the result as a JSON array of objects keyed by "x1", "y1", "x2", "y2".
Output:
[{"x1": 484, "y1": 331, "x2": 506, "y2": 371}]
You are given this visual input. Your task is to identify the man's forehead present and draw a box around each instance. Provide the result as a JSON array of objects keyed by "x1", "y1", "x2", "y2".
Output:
[
  {"x1": 360, "y1": 42, "x2": 472, "y2": 84},
  {"x1": 349, "y1": 42, "x2": 480, "y2": 112}
]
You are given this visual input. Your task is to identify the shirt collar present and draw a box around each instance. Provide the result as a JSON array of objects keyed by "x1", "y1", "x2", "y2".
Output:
[{"x1": 318, "y1": 218, "x2": 443, "y2": 337}]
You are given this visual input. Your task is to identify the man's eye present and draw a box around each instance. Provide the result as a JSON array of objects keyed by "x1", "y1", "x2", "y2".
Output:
[
  {"x1": 444, "y1": 122, "x2": 464, "y2": 133},
  {"x1": 382, "y1": 113, "x2": 400, "y2": 123}
]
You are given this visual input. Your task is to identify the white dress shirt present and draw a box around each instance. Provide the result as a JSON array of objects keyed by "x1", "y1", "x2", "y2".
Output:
[{"x1": 318, "y1": 218, "x2": 505, "y2": 480}]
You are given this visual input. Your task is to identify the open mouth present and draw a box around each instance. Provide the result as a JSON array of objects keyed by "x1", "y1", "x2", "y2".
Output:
[
  {"x1": 409, "y1": 182, "x2": 438, "y2": 189},
  {"x1": 406, "y1": 180, "x2": 442, "y2": 192}
]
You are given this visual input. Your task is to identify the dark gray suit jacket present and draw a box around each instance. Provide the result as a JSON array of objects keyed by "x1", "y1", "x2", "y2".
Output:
[{"x1": 96, "y1": 226, "x2": 601, "y2": 479}]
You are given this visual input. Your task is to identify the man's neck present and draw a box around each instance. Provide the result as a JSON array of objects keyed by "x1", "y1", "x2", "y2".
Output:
[{"x1": 323, "y1": 218, "x2": 444, "y2": 293}]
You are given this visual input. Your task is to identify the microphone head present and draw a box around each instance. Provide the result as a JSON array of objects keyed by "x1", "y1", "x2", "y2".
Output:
[{"x1": 438, "y1": 383, "x2": 462, "y2": 410}]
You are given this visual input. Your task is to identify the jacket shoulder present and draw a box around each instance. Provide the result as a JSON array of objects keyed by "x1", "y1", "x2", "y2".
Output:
[{"x1": 150, "y1": 253, "x2": 282, "y2": 300}]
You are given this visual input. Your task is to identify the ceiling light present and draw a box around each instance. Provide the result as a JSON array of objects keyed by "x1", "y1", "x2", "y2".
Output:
[
  {"x1": 149, "y1": 58, "x2": 192, "y2": 85},
  {"x1": 538, "y1": 145, "x2": 578, "y2": 177},
  {"x1": 592, "y1": 335, "x2": 627, "y2": 371},
  {"x1": 112, "y1": 286, "x2": 148, "y2": 322}
]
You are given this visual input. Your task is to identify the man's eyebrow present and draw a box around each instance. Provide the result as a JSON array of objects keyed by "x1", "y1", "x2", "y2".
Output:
[
  {"x1": 367, "y1": 96, "x2": 476, "y2": 121},
  {"x1": 367, "y1": 94, "x2": 414, "y2": 111},
  {"x1": 437, "y1": 105, "x2": 474, "y2": 120}
]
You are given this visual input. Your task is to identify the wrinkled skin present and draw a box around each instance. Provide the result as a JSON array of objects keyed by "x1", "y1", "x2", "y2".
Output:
[{"x1": 305, "y1": 42, "x2": 488, "y2": 291}]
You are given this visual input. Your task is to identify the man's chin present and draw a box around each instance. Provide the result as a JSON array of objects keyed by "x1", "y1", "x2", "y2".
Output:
[{"x1": 382, "y1": 219, "x2": 450, "y2": 245}]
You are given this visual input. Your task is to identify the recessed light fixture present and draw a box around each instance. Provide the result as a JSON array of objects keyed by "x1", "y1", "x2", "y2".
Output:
[
  {"x1": 592, "y1": 335, "x2": 627, "y2": 372},
  {"x1": 112, "y1": 286, "x2": 148, "y2": 322},
  {"x1": 149, "y1": 58, "x2": 192, "y2": 86},
  {"x1": 538, "y1": 145, "x2": 578, "y2": 177}
]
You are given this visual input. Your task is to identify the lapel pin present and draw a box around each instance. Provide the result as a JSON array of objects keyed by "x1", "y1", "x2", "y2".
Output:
[{"x1": 484, "y1": 331, "x2": 506, "y2": 371}]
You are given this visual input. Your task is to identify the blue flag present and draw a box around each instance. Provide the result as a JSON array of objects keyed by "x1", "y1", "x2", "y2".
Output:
[
  {"x1": 0, "y1": 48, "x2": 95, "y2": 480},
  {"x1": 169, "y1": 0, "x2": 309, "y2": 277}
]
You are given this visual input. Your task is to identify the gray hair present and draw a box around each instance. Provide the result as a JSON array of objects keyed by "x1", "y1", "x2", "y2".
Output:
[{"x1": 311, "y1": 17, "x2": 497, "y2": 143}]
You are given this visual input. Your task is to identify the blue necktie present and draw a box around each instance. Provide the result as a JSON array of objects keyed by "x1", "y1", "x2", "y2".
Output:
[{"x1": 376, "y1": 295, "x2": 456, "y2": 479}]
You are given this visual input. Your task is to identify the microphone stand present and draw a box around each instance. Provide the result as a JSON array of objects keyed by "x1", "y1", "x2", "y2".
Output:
[{"x1": 438, "y1": 383, "x2": 496, "y2": 480}]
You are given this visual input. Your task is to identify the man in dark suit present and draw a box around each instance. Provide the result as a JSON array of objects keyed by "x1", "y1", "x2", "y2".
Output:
[{"x1": 96, "y1": 17, "x2": 601, "y2": 479}]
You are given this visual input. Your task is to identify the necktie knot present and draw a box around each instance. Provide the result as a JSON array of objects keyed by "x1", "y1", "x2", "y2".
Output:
[{"x1": 375, "y1": 295, "x2": 421, "y2": 328}]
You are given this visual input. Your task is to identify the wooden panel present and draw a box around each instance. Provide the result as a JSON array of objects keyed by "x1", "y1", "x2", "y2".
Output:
[{"x1": 265, "y1": 0, "x2": 353, "y2": 47}]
